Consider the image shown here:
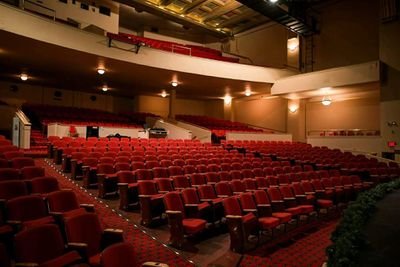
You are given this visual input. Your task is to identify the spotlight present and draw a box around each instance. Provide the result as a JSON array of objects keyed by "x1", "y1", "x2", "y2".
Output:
[
  {"x1": 171, "y1": 81, "x2": 178, "y2": 87},
  {"x1": 20, "y1": 73, "x2": 28, "y2": 81},
  {"x1": 102, "y1": 85, "x2": 108, "y2": 92},
  {"x1": 97, "y1": 68, "x2": 105, "y2": 75}
]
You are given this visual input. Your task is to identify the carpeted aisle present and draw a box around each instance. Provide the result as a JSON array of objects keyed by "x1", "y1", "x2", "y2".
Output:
[
  {"x1": 37, "y1": 159, "x2": 194, "y2": 267},
  {"x1": 240, "y1": 220, "x2": 338, "y2": 267}
]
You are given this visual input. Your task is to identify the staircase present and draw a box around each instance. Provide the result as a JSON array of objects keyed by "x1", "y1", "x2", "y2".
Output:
[{"x1": 24, "y1": 129, "x2": 48, "y2": 158}]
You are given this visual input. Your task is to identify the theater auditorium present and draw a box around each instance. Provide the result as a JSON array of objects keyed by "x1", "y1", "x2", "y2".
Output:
[{"x1": 0, "y1": 0, "x2": 399, "y2": 266}]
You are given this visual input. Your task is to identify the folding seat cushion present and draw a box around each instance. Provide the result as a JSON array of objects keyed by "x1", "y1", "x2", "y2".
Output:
[
  {"x1": 11, "y1": 157, "x2": 35, "y2": 169},
  {"x1": 64, "y1": 213, "x2": 123, "y2": 266},
  {"x1": 138, "y1": 181, "x2": 165, "y2": 226},
  {"x1": 190, "y1": 173, "x2": 207, "y2": 187},
  {"x1": 101, "y1": 242, "x2": 139, "y2": 267},
  {"x1": 215, "y1": 181, "x2": 233, "y2": 197},
  {"x1": 267, "y1": 187, "x2": 302, "y2": 216},
  {"x1": 168, "y1": 166, "x2": 183, "y2": 176},
  {"x1": 3, "y1": 151, "x2": 24, "y2": 161},
  {"x1": 155, "y1": 178, "x2": 175, "y2": 193},
  {"x1": 6, "y1": 195, "x2": 54, "y2": 228},
  {"x1": 163, "y1": 192, "x2": 207, "y2": 248},
  {"x1": 253, "y1": 190, "x2": 292, "y2": 223},
  {"x1": 0, "y1": 168, "x2": 20, "y2": 181},
  {"x1": 14, "y1": 224, "x2": 82, "y2": 267},
  {"x1": 29, "y1": 176, "x2": 60, "y2": 194},
  {"x1": 20, "y1": 166, "x2": 45, "y2": 180},
  {"x1": 239, "y1": 192, "x2": 280, "y2": 230},
  {"x1": 280, "y1": 186, "x2": 315, "y2": 214}
]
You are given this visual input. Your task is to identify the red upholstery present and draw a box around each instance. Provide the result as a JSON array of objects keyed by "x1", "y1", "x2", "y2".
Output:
[
  {"x1": 168, "y1": 166, "x2": 183, "y2": 176},
  {"x1": 11, "y1": 157, "x2": 35, "y2": 169},
  {"x1": 3, "y1": 151, "x2": 24, "y2": 160},
  {"x1": 172, "y1": 175, "x2": 191, "y2": 190},
  {"x1": 230, "y1": 180, "x2": 246, "y2": 194},
  {"x1": 136, "y1": 169, "x2": 153, "y2": 180},
  {"x1": 0, "y1": 180, "x2": 28, "y2": 200},
  {"x1": 215, "y1": 181, "x2": 233, "y2": 197},
  {"x1": 198, "y1": 184, "x2": 223, "y2": 204},
  {"x1": 153, "y1": 167, "x2": 169, "y2": 178},
  {"x1": 101, "y1": 242, "x2": 138, "y2": 267},
  {"x1": 30, "y1": 176, "x2": 60, "y2": 194},
  {"x1": 155, "y1": 178, "x2": 175, "y2": 193},
  {"x1": 14, "y1": 224, "x2": 81, "y2": 266},
  {"x1": 20, "y1": 166, "x2": 45, "y2": 180},
  {"x1": 190, "y1": 173, "x2": 207, "y2": 186},
  {"x1": 46, "y1": 190, "x2": 85, "y2": 216}
]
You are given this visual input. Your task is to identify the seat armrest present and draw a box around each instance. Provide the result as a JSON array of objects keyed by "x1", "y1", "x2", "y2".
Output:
[
  {"x1": 102, "y1": 229, "x2": 124, "y2": 249},
  {"x1": 257, "y1": 204, "x2": 271, "y2": 207},
  {"x1": 200, "y1": 198, "x2": 213, "y2": 202},
  {"x1": 15, "y1": 263, "x2": 39, "y2": 267},
  {"x1": 139, "y1": 194, "x2": 153, "y2": 198},
  {"x1": 271, "y1": 200, "x2": 284, "y2": 203},
  {"x1": 226, "y1": 215, "x2": 242, "y2": 219},
  {"x1": 166, "y1": 210, "x2": 182, "y2": 215},
  {"x1": 68, "y1": 242, "x2": 88, "y2": 260},
  {"x1": 142, "y1": 262, "x2": 169, "y2": 267},
  {"x1": 217, "y1": 195, "x2": 229, "y2": 198},
  {"x1": 184, "y1": 204, "x2": 199, "y2": 207},
  {"x1": 283, "y1": 197, "x2": 296, "y2": 200},
  {"x1": 296, "y1": 194, "x2": 306, "y2": 197},
  {"x1": 118, "y1": 182, "x2": 129, "y2": 186},
  {"x1": 80, "y1": 204, "x2": 95, "y2": 212}
]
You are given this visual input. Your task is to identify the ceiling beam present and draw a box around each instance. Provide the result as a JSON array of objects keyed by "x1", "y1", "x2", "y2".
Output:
[
  {"x1": 182, "y1": 0, "x2": 209, "y2": 14},
  {"x1": 202, "y1": 1, "x2": 242, "y2": 22}
]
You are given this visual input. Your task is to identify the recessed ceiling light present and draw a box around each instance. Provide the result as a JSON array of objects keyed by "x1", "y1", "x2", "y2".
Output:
[
  {"x1": 97, "y1": 68, "x2": 105, "y2": 75},
  {"x1": 20, "y1": 73, "x2": 28, "y2": 81},
  {"x1": 171, "y1": 81, "x2": 178, "y2": 87},
  {"x1": 102, "y1": 85, "x2": 108, "y2": 92}
]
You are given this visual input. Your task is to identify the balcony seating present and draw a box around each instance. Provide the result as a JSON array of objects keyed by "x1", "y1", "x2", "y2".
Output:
[
  {"x1": 14, "y1": 224, "x2": 83, "y2": 267},
  {"x1": 163, "y1": 192, "x2": 207, "y2": 248}
]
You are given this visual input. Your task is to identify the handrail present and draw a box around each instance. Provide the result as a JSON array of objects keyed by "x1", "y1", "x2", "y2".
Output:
[
  {"x1": 308, "y1": 129, "x2": 380, "y2": 136},
  {"x1": 22, "y1": 0, "x2": 56, "y2": 21},
  {"x1": 16, "y1": 109, "x2": 31, "y2": 126},
  {"x1": 245, "y1": 123, "x2": 285, "y2": 134},
  {"x1": 171, "y1": 44, "x2": 191, "y2": 56}
]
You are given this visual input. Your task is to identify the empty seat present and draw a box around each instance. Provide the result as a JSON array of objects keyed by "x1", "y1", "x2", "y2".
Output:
[
  {"x1": 11, "y1": 157, "x2": 35, "y2": 169},
  {"x1": 181, "y1": 188, "x2": 212, "y2": 222},
  {"x1": 155, "y1": 178, "x2": 175, "y2": 193},
  {"x1": 64, "y1": 213, "x2": 123, "y2": 266},
  {"x1": 215, "y1": 181, "x2": 233, "y2": 198},
  {"x1": 29, "y1": 176, "x2": 60, "y2": 194},
  {"x1": 101, "y1": 242, "x2": 139, "y2": 267},
  {"x1": 20, "y1": 166, "x2": 45, "y2": 180},
  {"x1": 163, "y1": 192, "x2": 207, "y2": 248},
  {"x1": 47, "y1": 190, "x2": 94, "y2": 219},
  {"x1": 3, "y1": 151, "x2": 24, "y2": 160},
  {"x1": 138, "y1": 181, "x2": 164, "y2": 226},
  {"x1": 14, "y1": 224, "x2": 82, "y2": 267},
  {"x1": 172, "y1": 175, "x2": 191, "y2": 190},
  {"x1": 0, "y1": 168, "x2": 20, "y2": 181},
  {"x1": 0, "y1": 180, "x2": 28, "y2": 202},
  {"x1": 253, "y1": 190, "x2": 292, "y2": 224}
]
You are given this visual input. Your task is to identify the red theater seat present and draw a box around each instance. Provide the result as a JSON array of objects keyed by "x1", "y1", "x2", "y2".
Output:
[
  {"x1": 20, "y1": 166, "x2": 45, "y2": 180},
  {"x1": 47, "y1": 190, "x2": 94, "y2": 219},
  {"x1": 138, "y1": 181, "x2": 165, "y2": 226},
  {"x1": 0, "y1": 168, "x2": 20, "y2": 181},
  {"x1": 29, "y1": 176, "x2": 60, "y2": 194}
]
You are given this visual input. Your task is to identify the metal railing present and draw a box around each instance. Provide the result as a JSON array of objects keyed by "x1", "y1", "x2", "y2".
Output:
[
  {"x1": 308, "y1": 129, "x2": 380, "y2": 137},
  {"x1": 22, "y1": 0, "x2": 56, "y2": 21}
]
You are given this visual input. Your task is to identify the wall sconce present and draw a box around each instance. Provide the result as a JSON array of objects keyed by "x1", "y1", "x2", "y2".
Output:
[
  {"x1": 161, "y1": 90, "x2": 168, "y2": 98},
  {"x1": 387, "y1": 121, "x2": 398, "y2": 127},
  {"x1": 224, "y1": 95, "x2": 232, "y2": 105},
  {"x1": 288, "y1": 106, "x2": 298, "y2": 113},
  {"x1": 321, "y1": 96, "x2": 332, "y2": 106},
  {"x1": 20, "y1": 73, "x2": 28, "y2": 81},
  {"x1": 287, "y1": 37, "x2": 299, "y2": 51}
]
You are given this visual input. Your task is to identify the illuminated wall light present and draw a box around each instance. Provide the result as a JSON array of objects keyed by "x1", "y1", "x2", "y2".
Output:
[
  {"x1": 288, "y1": 105, "x2": 298, "y2": 113},
  {"x1": 161, "y1": 91, "x2": 168, "y2": 97},
  {"x1": 102, "y1": 85, "x2": 108, "y2": 92},
  {"x1": 269, "y1": 0, "x2": 279, "y2": 3},
  {"x1": 20, "y1": 73, "x2": 28, "y2": 81},
  {"x1": 171, "y1": 81, "x2": 178, "y2": 87},
  {"x1": 245, "y1": 89, "x2": 252, "y2": 97},
  {"x1": 97, "y1": 68, "x2": 105, "y2": 75},
  {"x1": 287, "y1": 37, "x2": 299, "y2": 51},
  {"x1": 321, "y1": 96, "x2": 332, "y2": 106},
  {"x1": 224, "y1": 95, "x2": 232, "y2": 105}
]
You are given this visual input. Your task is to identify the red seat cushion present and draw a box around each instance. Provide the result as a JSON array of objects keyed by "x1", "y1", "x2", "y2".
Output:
[
  {"x1": 285, "y1": 207, "x2": 302, "y2": 216},
  {"x1": 63, "y1": 208, "x2": 87, "y2": 219},
  {"x1": 317, "y1": 199, "x2": 333, "y2": 208},
  {"x1": 272, "y1": 212, "x2": 292, "y2": 223},
  {"x1": 258, "y1": 217, "x2": 280, "y2": 229},
  {"x1": 242, "y1": 212, "x2": 257, "y2": 224},
  {"x1": 198, "y1": 202, "x2": 210, "y2": 211},
  {"x1": 0, "y1": 225, "x2": 13, "y2": 235},
  {"x1": 22, "y1": 216, "x2": 55, "y2": 229},
  {"x1": 88, "y1": 253, "x2": 101, "y2": 267},
  {"x1": 182, "y1": 218, "x2": 206, "y2": 234},
  {"x1": 41, "y1": 251, "x2": 81, "y2": 267},
  {"x1": 299, "y1": 205, "x2": 314, "y2": 214}
]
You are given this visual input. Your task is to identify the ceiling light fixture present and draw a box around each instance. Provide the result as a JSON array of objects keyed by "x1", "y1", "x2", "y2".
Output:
[
  {"x1": 97, "y1": 68, "x2": 105, "y2": 75},
  {"x1": 161, "y1": 91, "x2": 168, "y2": 98},
  {"x1": 171, "y1": 81, "x2": 178, "y2": 87},
  {"x1": 102, "y1": 85, "x2": 108, "y2": 92},
  {"x1": 321, "y1": 96, "x2": 332, "y2": 106},
  {"x1": 20, "y1": 73, "x2": 28, "y2": 81}
]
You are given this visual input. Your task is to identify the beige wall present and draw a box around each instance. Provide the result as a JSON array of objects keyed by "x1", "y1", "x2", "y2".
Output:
[
  {"x1": 313, "y1": 0, "x2": 379, "y2": 71},
  {"x1": 233, "y1": 97, "x2": 287, "y2": 132},
  {"x1": 0, "y1": 81, "x2": 133, "y2": 113},
  {"x1": 287, "y1": 99, "x2": 306, "y2": 142},
  {"x1": 205, "y1": 100, "x2": 224, "y2": 119},
  {"x1": 229, "y1": 23, "x2": 288, "y2": 68},
  {"x1": 306, "y1": 97, "x2": 380, "y2": 133}
]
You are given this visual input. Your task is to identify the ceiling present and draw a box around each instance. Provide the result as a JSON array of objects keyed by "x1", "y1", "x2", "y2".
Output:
[{"x1": 0, "y1": 30, "x2": 271, "y2": 100}]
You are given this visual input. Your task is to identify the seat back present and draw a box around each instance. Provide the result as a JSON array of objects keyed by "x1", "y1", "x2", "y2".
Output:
[
  {"x1": 168, "y1": 166, "x2": 183, "y2": 176},
  {"x1": 138, "y1": 180, "x2": 158, "y2": 195},
  {"x1": 254, "y1": 190, "x2": 271, "y2": 205},
  {"x1": 239, "y1": 192, "x2": 257, "y2": 210},
  {"x1": 0, "y1": 180, "x2": 28, "y2": 200},
  {"x1": 11, "y1": 157, "x2": 35, "y2": 169},
  {"x1": 20, "y1": 166, "x2": 45, "y2": 180},
  {"x1": 163, "y1": 192, "x2": 184, "y2": 214},
  {"x1": 3, "y1": 151, "x2": 24, "y2": 160},
  {"x1": 65, "y1": 213, "x2": 103, "y2": 257},
  {"x1": 267, "y1": 187, "x2": 283, "y2": 202},
  {"x1": 155, "y1": 178, "x2": 174, "y2": 192},
  {"x1": 15, "y1": 224, "x2": 66, "y2": 264},
  {"x1": 222, "y1": 197, "x2": 242, "y2": 216},
  {"x1": 6, "y1": 195, "x2": 48, "y2": 222},
  {"x1": 97, "y1": 163, "x2": 115, "y2": 175},
  {"x1": 181, "y1": 188, "x2": 200, "y2": 204},
  {"x1": 198, "y1": 184, "x2": 217, "y2": 200},
  {"x1": 136, "y1": 169, "x2": 153, "y2": 180},
  {"x1": 153, "y1": 167, "x2": 169, "y2": 178},
  {"x1": 190, "y1": 173, "x2": 206, "y2": 186},
  {"x1": 0, "y1": 168, "x2": 20, "y2": 181},
  {"x1": 215, "y1": 181, "x2": 233, "y2": 196},
  {"x1": 230, "y1": 180, "x2": 245, "y2": 193},
  {"x1": 30, "y1": 176, "x2": 60, "y2": 194},
  {"x1": 205, "y1": 172, "x2": 219, "y2": 184},
  {"x1": 172, "y1": 175, "x2": 190, "y2": 189},
  {"x1": 47, "y1": 190, "x2": 80, "y2": 212},
  {"x1": 101, "y1": 242, "x2": 137, "y2": 267},
  {"x1": 117, "y1": 171, "x2": 135, "y2": 183}
]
